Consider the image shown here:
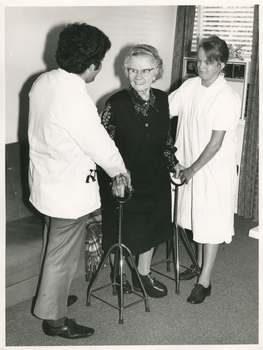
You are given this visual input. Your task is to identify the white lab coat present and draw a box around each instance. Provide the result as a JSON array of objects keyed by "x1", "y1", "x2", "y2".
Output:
[
  {"x1": 28, "y1": 68, "x2": 126, "y2": 219},
  {"x1": 169, "y1": 74, "x2": 241, "y2": 244}
]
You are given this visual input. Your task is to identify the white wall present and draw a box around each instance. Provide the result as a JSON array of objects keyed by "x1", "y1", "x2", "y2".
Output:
[{"x1": 5, "y1": 5, "x2": 177, "y2": 144}]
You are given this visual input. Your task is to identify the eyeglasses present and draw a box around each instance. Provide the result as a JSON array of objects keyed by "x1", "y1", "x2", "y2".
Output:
[{"x1": 127, "y1": 68, "x2": 155, "y2": 78}]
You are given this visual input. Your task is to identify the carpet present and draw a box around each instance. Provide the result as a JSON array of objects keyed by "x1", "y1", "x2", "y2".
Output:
[{"x1": 5, "y1": 214, "x2": 260, "y2": 348}]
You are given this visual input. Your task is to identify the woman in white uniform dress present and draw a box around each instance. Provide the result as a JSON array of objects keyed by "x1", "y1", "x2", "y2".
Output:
[{"x1": 169, "y1": 36, "x2": 241, "y2": 304}]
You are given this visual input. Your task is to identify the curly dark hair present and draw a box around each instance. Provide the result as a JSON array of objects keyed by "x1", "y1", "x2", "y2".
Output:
[{"x1": 55, "y1": 22, "x2": 111, "y2": 74}]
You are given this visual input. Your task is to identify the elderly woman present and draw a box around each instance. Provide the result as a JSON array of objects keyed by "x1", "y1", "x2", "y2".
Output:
[
  {"x1": 99, "y1": 44, "x2": 179, "y2": 298},
  {"x1": 169, "y1": 36, "x2": 241, "y2": 304}
]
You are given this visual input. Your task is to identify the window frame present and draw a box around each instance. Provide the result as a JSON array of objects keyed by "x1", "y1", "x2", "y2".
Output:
[{"x1": 191, "y1": 5, "x2": 254, "y2": 60}]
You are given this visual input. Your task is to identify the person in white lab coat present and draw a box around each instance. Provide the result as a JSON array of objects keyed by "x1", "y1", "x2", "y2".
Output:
[
  {"x1": 28, "y1": 23, "x2": 131, "y2": 339},
  {"x1": 169, "y1": 36, "x2": 241, "y2": 304}
]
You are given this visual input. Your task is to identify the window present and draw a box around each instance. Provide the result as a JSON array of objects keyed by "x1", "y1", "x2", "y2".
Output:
[{"x1": 191, "y1": 6, "x2": 254, "y2": 59}]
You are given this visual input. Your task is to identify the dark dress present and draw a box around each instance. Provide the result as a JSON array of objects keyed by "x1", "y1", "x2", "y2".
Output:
[{"x1": 99, "y1": 86, "x2": 178, "y2": 256}]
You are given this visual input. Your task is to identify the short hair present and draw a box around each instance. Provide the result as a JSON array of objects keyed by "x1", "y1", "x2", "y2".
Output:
[
  {"x1": 55, "y1": 22, "x2": 111, "y2": 74},
  {"x1": 198, "y1": 35, "x2": 229, "y2": 64},
  {"x1": 123, "y1": 44, "x2": 164, "y2": 82}
]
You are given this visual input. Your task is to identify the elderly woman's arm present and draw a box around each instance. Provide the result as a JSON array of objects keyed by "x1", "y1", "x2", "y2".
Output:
[
  {"x1": 164, "y1": 123, "x2": 179, "y2": 171},
  {"x1": 101, "y1": 101, "x2": 132, "y2": 195},
  {"x1": 181, "y1": 130, "x2": 226, "y2": 184},
  {"x1": 101, "y1": 101, "x2": 116, "y2": 140}
]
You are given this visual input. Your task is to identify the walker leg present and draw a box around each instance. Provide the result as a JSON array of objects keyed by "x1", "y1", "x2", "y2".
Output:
[
  {"x1": 166, "y1": 240, "x2": 171, "y2": 272},
  {"x1": 127, "y1": 249, "x2": 150, "y2": 312},
  {"x1": 118, "y1": 248, "x2": 124, "y2": 324},
  {"x1": 86, "y1": 249, "x2": 112, "y2": 306},
  {"x1": 179, "y1": 226, "x2": 200, "y2": 277},
  {"x1": 175, "y1": 224, "x2": 180, "y2": 294},
  {"x1": 112, "y1": 250, "x2": 119, "y2": 296}
]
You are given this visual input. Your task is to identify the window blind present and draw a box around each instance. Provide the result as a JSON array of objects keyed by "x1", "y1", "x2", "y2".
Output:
[{"x1": 191, "y1": 6, "x2": 254, "y2": 58}]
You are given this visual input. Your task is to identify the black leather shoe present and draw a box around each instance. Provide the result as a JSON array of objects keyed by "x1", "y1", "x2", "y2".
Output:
[
  {"x1": 132, "y1": 271, "x2": 167, "y2": 298},
  {"x1": 67, "y1": 295, "x2": 78, "y2": 307},
  {"x1": 180, "y1": 264, "x2": 200, "y2": 281},
  {"x1": 42, "y1": 318, "x2": 94, "y2": 339},
  {"x1": 116, "y1": 273, "x2": 132, "y2": 294},
  {"x1": 187, "y1": 283, "x2": 211, "y2": 304}
]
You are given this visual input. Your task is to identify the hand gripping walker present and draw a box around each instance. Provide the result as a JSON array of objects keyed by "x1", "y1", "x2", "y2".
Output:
[
  {"x1": 86, "y1": 187, "x2": 150, "y2": 325},
  {"x1": 150, "y1": 172, "x2": 201, "y2": 294}
]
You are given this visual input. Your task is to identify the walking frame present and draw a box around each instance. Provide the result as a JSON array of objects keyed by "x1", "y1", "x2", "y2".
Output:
[
  {"x1": 86, "y1": 188, "x2": 150, "y2": 324},
  {"x1": 151, "y1": 172, "x2": 201, "y2": 294}
]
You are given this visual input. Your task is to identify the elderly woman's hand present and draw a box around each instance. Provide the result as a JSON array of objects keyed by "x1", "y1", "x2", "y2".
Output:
[
  {"x1": 172, "y1": 163, "x2": 185, "y2": 178},
  {"x1": 120, "y1": 170, "x2": 132, "y2": 190},
  {"x1": 111, "y1": 170, "x2": 132, "y2": 198}
]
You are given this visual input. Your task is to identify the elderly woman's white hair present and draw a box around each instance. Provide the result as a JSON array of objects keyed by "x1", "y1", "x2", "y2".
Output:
[{"x1": 123, "y1": 44, "x2": 164, "y2": 82}]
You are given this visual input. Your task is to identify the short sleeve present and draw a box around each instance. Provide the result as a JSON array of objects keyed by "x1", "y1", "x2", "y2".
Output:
[
  {"x1": 168, "y1": 88, "x2": 180, "y2": 117},
  {"x1": 168, "y1": 78, "x2": 194, "y2": 117},
  {"x1": 212, "y1": 88, "x2": 241, "y2": 131}
]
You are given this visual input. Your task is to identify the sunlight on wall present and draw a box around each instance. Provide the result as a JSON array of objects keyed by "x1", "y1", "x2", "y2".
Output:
[{"x1": 5, "y1": 6, "x2": 177, "y2": 143}]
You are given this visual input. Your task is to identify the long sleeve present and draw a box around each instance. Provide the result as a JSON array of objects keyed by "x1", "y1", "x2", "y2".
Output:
[
  {"x1": 101, "y1": 101, "x2": 116, "y2": 140},
  {"x1": 28, "y1": 69, "x2": 126, "y2": 218},
  {"x1": 59, "y1": 92, "x2": 126, "y2": 178},
  {"x1": 164, "y1": 122, "x2": 179, "y2": 169}
]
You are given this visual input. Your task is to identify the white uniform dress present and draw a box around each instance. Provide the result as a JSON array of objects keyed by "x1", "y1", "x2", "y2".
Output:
[{"x1": 169, "y1": 74, "x2": 241, "y2": 244}]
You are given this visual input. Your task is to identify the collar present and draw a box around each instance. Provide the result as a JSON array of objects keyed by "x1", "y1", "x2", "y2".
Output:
[
  {"x1": 58, "y1": 68, "x2": 88, "y2": 92},
  {"x1": 127, "y1": 86, "x2": 158, "y2": 116}
]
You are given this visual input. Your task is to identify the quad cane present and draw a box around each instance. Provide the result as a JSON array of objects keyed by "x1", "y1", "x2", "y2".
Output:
[
  {"x1": 86, "y1": 187, "x2": 150, "y2": 325},
  {"x1": 151, "y1": 172, "x2": 200, "y2": 294}
]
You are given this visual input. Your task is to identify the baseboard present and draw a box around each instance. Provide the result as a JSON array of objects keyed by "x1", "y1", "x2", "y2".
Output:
[
  {"x1": 6, "y1": 276, "x2": 39, "y2": 308},
  {"x1": 249, "y1": 226, "x2": 259, "y2": 239},
  {"x1": 6, "y1": 257, "x2": 86, "y2": 308}
]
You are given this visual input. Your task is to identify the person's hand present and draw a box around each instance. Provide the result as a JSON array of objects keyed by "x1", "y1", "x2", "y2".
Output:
[
  {"x1": 171, "y1": 163, "x2": 185, "y2": 179},
  {"x1": 111, "y1": 174, "x2": 126, "y2": 198},
  {"x1": 120, "y1": 169, "x2": 132, "y2": 190},
  {"x1": 111, "y1": 170, "x2": 132, "y2": 198},
  {"x1": 180, "y1": 166, "x2": 196, "y2": 184}
]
